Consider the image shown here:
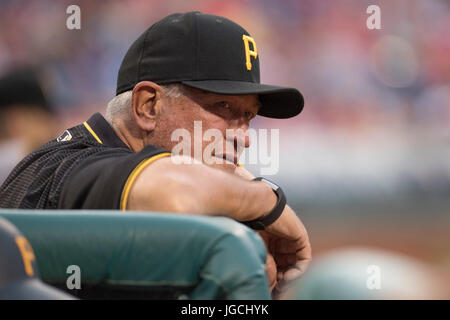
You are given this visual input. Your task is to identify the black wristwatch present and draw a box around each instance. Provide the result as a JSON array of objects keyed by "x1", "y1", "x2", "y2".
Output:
[{"x1": 241, "y1": 177, "x2": 287, "y2": 230}]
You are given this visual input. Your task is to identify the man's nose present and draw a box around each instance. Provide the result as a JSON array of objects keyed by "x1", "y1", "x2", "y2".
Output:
[
  {"x1": 230, "y1": 117, "x2": 251, "y2": 148},
  {"x1": 229, "y1": 127, "x2": 250, "y2": 150}
]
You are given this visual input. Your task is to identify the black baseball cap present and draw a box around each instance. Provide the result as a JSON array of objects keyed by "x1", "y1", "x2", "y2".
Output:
[
  {"x1": 0, "y1": 68, "x2": 53, "y2": 113},
  {"x1": 116, "y1": 11, "x2": 304, "y2": 119},
  {"x1": 0, "y1": 217, "x2": 74, "y2": 300}
]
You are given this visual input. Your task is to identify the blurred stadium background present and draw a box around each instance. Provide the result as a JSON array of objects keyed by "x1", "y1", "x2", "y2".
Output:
[{"x1": 0, "y1": 0, "x2": 449, "y2": 295}]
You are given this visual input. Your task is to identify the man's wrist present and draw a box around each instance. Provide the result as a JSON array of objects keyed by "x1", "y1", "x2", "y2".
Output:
[
  {"x1": 241, "y1": 178, "x2": 287, "y2": 230},
  {"x1": 256, "y1": 181, "x2": 278, "y2": 217},
  {"x1": 237, "y1": 181, "x2": 277, "y2": 221}
]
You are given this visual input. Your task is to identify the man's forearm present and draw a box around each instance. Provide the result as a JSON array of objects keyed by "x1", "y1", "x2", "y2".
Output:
[{"x1": 127, "y1": 156, "x2": 277, "y2": 221}]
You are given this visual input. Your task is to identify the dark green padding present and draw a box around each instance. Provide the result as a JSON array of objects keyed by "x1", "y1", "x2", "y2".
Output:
[{"x1": 0, "y1": 210, "x2": 270, "y2": 299}]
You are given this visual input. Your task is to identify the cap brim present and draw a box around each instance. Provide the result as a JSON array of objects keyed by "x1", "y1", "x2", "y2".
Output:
[
  {"x1": 181, "y1": 80, "x2": 304, "y2": 119},
  {"x1": 0, "y1": 279, "x2": 76, "y2": 300}
]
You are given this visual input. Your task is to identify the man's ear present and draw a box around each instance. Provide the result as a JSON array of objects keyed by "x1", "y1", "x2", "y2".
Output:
[{"x1": 131, "y1": 81, "x2": 164, "y2": 132}]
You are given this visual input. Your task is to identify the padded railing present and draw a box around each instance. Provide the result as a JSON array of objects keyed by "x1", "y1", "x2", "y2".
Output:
[{"x1": 0, "y1": 209, "x2": 270, "y2": 300}]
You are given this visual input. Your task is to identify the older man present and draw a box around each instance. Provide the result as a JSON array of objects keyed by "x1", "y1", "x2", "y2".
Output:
[{"x1": 0, "y1": 12, "x2": 310, "y2": 294}]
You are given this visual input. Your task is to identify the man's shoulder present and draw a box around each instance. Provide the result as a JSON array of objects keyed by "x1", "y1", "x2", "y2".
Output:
[
  {"x1": 0, "y1": 117, "x2": 132, "y2": 209},
  {"x1": 18, "y1": 121, "x2": 130, "y2": 168},
  {"x1": 30, "y1": 112, "x2": 134, "y2": 159}
]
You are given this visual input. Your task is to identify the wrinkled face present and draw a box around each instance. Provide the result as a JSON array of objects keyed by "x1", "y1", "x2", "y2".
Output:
[{"x1": 153, "y1": 86, "x2": 261, "y2": 170}]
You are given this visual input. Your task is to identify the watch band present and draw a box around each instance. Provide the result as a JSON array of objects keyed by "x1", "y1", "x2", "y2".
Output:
[{"x1": 241, "y1": 177, "x2": 287, "y2": 230}]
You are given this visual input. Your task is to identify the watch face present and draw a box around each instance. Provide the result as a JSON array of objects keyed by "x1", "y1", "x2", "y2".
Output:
[{"x1": 261, "y1": 178, "x2": 279, "y2": 191}]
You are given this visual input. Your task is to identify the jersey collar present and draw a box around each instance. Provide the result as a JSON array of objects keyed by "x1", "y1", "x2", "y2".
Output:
[{"x1": 85, "y1": 113, "x2": 130, "y2": 149}]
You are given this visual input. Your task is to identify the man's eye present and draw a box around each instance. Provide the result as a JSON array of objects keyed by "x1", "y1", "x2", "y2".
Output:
[
  {"x1": 216, "y1": 101, "x2": 230, "y2": 109},
  {"x1": 245, "y1": 111, "x2": 255, "y2": 120}
]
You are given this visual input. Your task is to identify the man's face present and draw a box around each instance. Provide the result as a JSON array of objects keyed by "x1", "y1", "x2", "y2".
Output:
[{"x1": 153, "y1": 85, "x2": 261, "y2": 170}]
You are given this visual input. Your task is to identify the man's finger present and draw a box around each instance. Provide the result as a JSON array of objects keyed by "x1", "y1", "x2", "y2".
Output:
[
  {"x1": 266, "y1": 253, "x2": 277, "y2": 291},
  {"x1": 274, "y1": 253, "x2": 297, "y2": 268},
  {"x1": 280, "y1": 259, "x2": 311, "y2": 281},
  {"x1": 274, "y1": 237, "x2": 307, "y2": 254}
]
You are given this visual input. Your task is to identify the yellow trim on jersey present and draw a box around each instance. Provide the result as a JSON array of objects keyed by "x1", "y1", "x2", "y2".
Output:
[
  {"x1": 83, "y1": 122, "x2": 103, "y2": 144},
  {"x1": 120, "y1": 152, "x2": 171, "y2": 211}
]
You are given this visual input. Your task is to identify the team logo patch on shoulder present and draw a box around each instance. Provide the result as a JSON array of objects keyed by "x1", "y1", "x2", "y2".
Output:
[{"x1": 57, "y1": 130, "x2": 72, "y2": 142}]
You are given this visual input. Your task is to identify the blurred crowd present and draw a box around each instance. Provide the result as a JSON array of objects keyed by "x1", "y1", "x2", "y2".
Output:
[{"x1": 0, "y1": 0, "x2": 449, "y2": 205}]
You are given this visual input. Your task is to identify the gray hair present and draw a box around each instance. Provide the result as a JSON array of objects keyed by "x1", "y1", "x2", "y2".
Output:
[{"x1": 105, "y1": 83, "x2": 185, "y2": 123}]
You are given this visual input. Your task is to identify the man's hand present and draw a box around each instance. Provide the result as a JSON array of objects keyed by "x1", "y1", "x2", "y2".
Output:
[
  {"x1": 234, "y1": 165, "x2": 312, "y2": 296},
  {"x1": 262, "y1": 209, "x2": 311, "y2": 297}
]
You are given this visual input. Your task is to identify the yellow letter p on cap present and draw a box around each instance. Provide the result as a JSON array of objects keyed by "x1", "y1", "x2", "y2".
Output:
[{"x1": 242, "y1": 35, "x2": 258, "y2": 71}]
